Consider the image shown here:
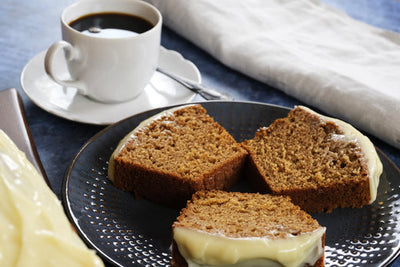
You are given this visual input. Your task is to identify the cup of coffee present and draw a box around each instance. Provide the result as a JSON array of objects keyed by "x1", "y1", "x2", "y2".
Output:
[{"x1": 44, "y1": 0, "x2": 162, "y2": 103}]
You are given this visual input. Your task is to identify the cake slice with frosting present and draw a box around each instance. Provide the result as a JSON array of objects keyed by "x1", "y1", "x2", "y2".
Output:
[
  {"x1": 242, "y1": 105, "x2": 383, "y2": 212},
  {"x1": 172, "y1": 190, "x2": 326, "y2": 267},
  {"x1": 108, "y1": 104, "x2": 248, "y2": 207}
]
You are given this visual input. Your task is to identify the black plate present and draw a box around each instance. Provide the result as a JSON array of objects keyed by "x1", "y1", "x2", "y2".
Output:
[{"x1": 63, "y1": 101, "x2": 400, "y2": 267}]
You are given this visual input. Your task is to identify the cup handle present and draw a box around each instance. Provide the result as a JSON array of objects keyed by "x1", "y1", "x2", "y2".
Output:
[{"x1": 44, "y1": 41, "x2": 87, "y2": 95}]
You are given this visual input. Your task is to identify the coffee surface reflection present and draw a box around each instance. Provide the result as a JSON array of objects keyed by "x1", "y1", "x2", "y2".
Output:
[{"x1": 69, "y1": 12, "x2": 154, "y2": 38}]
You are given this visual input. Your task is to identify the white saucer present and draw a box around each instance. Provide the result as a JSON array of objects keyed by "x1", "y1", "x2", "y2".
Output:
[{"x1": 21, "y1": 47, "x2": 200, "y2": 125}]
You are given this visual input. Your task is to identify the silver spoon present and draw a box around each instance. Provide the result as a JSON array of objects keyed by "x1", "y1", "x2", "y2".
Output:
[{"x1": 157, "y1": 67, "x2": 233, "y2": 101}]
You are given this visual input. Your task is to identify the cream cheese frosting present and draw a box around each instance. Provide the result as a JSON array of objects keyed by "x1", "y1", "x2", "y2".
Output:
[
  {"x1": 173, "y1": 226, "x2": 325, "y2": 267},
  {"x1": 0, "y1": 130, "x2": 104, "y2": 267},
  {"x1": 298, "y1": 106, "x2": 383, "y2": 203},
  {"x1": 108, "y1": 105, "x2": 194, "y2": 182}
]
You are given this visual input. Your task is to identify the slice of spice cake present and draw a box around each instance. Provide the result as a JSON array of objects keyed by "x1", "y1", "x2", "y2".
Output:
[
  {"x1": 172, "y1": 190, "x2": 326, "y2": 267},
  {"x1": 242, "y1": 105, "x2": 383, "y2": 212},
  {"x1": 108, "y1": 104, "x2": 247, "y2": 207}
]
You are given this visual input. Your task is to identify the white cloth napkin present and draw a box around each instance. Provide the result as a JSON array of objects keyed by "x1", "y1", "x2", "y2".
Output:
[{"x1": 145, "y1": 0, "x2": 400, "y2": 149}]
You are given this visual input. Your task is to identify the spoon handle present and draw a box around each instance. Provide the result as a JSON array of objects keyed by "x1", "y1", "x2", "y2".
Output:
[{"x1": 157, "y1": 68, "x2": 233, "y2": 101}]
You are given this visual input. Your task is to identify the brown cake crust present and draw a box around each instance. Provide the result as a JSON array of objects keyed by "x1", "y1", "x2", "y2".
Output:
[
  {"x1": 111, "y1": 104, "x2": 247, "y2": 207},
  {"x1": 172, "y1": 190, "x2": 325, "y2": 267},
  {"x1": 171, "y1": 240, "x2": 187, "y2": 267},
  {"x1": 242, "y1": 106, "x2": 372, "y2": 212}
]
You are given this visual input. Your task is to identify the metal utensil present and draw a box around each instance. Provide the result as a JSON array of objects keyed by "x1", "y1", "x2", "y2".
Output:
[
  {"x1": 157, "y1": 67, "x2": 233, "y2": 101},
  {"x1": 0, "y1": 88, "x2": 49, "y2": 184}
]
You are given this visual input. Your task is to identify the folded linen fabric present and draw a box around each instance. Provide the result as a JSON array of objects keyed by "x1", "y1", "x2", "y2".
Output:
[{"x1": 145, "y1": 0, "x2": 400, "y2": 149}]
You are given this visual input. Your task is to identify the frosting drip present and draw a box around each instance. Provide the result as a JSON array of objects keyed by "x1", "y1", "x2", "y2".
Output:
[{"x1": 173, "y1": 226, "x2": 325, "y2": 267}]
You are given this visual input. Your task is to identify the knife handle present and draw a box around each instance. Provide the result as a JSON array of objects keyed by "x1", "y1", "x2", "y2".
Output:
[{"x1": 0, "y1": 88, "x2": 49, "y2": 186}]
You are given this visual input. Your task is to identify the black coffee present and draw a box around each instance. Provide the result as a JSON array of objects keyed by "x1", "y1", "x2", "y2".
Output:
[{"x1": 69, "y1": 12, "x2": 154, "y2": 38}]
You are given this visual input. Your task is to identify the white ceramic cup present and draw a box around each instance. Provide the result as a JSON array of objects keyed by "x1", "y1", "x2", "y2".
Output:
[{"x1": 44, "y1": 0, "x2": 162, "y2": 103}]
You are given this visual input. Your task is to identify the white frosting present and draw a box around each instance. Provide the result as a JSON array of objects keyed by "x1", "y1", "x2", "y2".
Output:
[
  {"x1": 298, "y1": 106, "x2": 383, "y2": 203},
  {"x1": 0, "y1": 130, "x2": 104, "y2": 266},
  {"x1": 108, "y1": 104, "x2": 195, "y2": 182},
  {"x1": 173, "y1": 227, "x2": 325, "y2": 267}
]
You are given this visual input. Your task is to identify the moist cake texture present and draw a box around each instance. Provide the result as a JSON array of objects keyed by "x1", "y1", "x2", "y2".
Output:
[
  {"x1": 242, "y1": 105, "x2": 383, "y2": 212},
  {"x1": 172, "y1": 190, "x2": 326, "y2": 267},
  {"x1": 108, "y1": 104, "x2": 248, "y2": 207}
]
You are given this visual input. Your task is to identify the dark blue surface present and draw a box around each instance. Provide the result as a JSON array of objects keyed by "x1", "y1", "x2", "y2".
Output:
[{"x1": 1, "y1": 0, "x2": 400, "y2": 266}]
